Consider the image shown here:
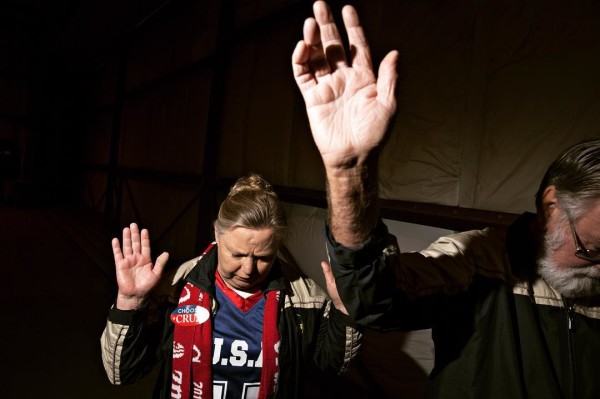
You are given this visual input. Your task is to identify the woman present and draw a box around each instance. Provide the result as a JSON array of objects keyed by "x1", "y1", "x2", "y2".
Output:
[{"x1": 101, "y1": 174, "x2": 361, "y2": 399}]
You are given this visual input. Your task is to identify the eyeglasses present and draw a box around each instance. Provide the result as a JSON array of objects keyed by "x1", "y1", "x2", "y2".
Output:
[{"x1": 568, "y1": 218, "x2": 600, "y2": 262}]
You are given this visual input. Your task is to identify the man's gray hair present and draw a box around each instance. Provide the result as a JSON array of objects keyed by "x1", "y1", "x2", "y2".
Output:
[{"x1": 535, "y1": 137, "x2": 600, "y2": 220}]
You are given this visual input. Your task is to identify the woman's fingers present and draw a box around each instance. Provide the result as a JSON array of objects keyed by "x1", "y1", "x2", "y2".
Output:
[
  {"x1": 154, "y1": 252, "x2": 169, "y2": 278},
  {"x1": 112, "y1": 238, "x2": 123, "y2": 263},
  {"x1": 130, "y1": 223, "x2": 141, "y2": 254},
  {"x1": 122, "y1": 226, "x2": 132, "y2": 256},
  {"x1": 141, "y1": 228, "x2": 151, "y2": 257}
]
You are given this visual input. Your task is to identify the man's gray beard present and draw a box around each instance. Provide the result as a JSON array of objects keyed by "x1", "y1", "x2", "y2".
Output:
[{"x1": 538, "y1": 226, "x2": 600, "y2": 298}]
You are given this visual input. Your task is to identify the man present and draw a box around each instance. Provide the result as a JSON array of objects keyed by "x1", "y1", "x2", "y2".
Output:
[{"x1": 292, "y1": 1, "x2": 600, "y2": 398}]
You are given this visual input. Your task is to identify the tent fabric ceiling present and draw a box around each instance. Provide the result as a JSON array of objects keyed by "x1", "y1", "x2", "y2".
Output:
[
  {"x1": 373, "y1": 0, "x2": 600, "y2": 213},
  {"x1": 3, "y1": 0, "x2": 600, "y2": 221},
  {"x1": 212, "y1": 0, "x2": 600, "y2": 214}
]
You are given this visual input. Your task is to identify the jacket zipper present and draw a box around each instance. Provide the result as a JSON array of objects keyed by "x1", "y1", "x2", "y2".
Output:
[{"x1": 565, "y1": 299, "x2": 576, "y2": 399}]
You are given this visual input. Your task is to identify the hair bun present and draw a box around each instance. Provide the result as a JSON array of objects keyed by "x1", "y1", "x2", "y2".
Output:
[{"x1": 228, "y1": 173, "x2": 275, "y2": 197}]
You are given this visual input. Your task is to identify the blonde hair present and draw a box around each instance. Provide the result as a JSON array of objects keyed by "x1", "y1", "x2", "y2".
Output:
[{"x1": 214, "y1": 173, "x2": 287, "y2": 239}]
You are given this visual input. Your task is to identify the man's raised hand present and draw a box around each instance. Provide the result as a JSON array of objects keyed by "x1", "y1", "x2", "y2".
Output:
[{"x1": 292, "y1": 1, "x2": 398, "y2": 172}]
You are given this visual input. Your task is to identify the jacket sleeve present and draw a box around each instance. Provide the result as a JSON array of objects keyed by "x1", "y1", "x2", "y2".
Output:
[
  {"x1": 100, "y1": 259, "x2": 195, "y2": 386},
  {"x1": 326, "y1": 220, "x2": 509, "y2": 331},
  {"x1": 282, "y1": 267, "x2": 362, "y2": 376},
  {"x1": 313, "y1": 303, "x2": 362, "y2": 375},
  {"x1": 100, "y1": 302, "x2": 165, "y2": 385}
]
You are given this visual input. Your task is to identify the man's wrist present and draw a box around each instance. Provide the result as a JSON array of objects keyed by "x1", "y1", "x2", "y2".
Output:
[{"x1": 325, "y1": 158, "x2": 380, "y2": 247}]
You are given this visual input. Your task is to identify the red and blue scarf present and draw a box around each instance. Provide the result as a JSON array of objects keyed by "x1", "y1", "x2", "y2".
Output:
[{"x1": 171, "y1": 243, "x2": 281, "y2": 399}]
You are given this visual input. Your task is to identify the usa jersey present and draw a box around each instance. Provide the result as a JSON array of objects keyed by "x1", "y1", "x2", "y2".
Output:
[{"x1": 212, "y1": 284, "x2": 265, "y2": 399}]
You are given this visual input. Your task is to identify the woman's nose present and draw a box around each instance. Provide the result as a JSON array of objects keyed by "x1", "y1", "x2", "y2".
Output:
[{"x1": 240, "y1": 257, "x2": 256, "y2": 274}]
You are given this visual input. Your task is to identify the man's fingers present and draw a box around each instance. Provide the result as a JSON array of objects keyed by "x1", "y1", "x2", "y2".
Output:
[
  {"x1": 154, "y1": 252, "x2": 169, "y2": 277},
  {"x1": 303, "y1": 18, "x2": 332, "y2": 79},
  {"x1": 313, "y1": 1, "x2": 347, "y2": 69},
  {"x1": 377, "y1": 50, "x2": 399, "y2": 111},
  {"x1": 321, "y1": 261, "x2": 349, "y2": 315},
  {"x1": 342, "y1": 5, "x2": 373, "y2": 71},
  {"x1": 321, "y1": 261, "x2": 335, "y2": 287},
  {"x1": 292, "y1": 40, "x2": 317, "y2": 93}
]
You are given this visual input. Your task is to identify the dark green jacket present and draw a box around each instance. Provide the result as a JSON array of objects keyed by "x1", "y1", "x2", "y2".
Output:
[{"x1": 328, "y1": 213, "x2": 600, "y2": 398}]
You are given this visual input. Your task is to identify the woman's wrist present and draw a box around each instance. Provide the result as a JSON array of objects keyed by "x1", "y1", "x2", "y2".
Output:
[{"x1": 116, "y1": 293, "x2": 147, "y2": 310}]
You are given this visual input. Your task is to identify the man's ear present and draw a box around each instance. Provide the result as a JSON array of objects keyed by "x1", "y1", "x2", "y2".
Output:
[
  {"x1": 214, "y1": 226, "x2": 219, "y2": 244},
  {"x1": 540, "y1": 185, "x2": 558, "y2": 224}
]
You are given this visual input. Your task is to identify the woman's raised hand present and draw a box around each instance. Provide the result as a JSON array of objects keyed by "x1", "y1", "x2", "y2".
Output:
[{"x1": 112, "y1": 223, "x2": 169, "y2": 310}]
